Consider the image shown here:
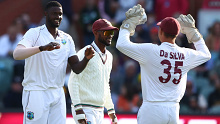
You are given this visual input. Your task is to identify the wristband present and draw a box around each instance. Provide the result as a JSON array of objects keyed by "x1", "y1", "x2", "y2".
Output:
[
  {"x1": 39, "y1": 46, "x2": 44, "y2": 51},
  {"x1": 75, "y1": 114, "x2": 86, "y2": 120}
]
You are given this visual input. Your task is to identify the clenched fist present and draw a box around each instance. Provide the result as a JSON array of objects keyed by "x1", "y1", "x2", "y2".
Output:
[{"x1": 84, "y1": 47, "x2": 95, "y2": 60}]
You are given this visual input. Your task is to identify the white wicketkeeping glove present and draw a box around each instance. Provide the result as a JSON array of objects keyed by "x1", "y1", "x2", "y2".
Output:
[
  {"x1": 177, "y1": 14, "x2": 202, "y2": 43},
  {"x1": 121, "y1": 4, "x2": 147, "y2": 36}
]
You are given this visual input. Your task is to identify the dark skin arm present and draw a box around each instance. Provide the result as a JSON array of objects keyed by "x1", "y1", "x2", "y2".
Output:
[
  {"x1": 39, "y1": 42, "x2": 61, "y2": 51},
  {"x1": 109, "y1": 113, "x2": 117, "y2": 124},
  {"x1": 68, "y1": 47, "x2": 94, "y2": 74},
  {"x1": 39, "y1": 42, "x2": 94, "y2": 74}
]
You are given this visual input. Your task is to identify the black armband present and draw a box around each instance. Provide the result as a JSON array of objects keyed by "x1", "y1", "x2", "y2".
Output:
[{"x1": 39, "y1": 46, "x2": 44, "y2": 51}]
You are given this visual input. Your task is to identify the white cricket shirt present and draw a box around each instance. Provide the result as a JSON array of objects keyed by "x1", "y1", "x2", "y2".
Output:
[
  {"x1": 116, "y1": 29, "x2": 211, "y2": 102},
  {"x1": 18, "y1": 24, "x2": 76, "y2": 90},
  {"x1": 68, "y1": 42, "x2": 115, "y2": 114}
]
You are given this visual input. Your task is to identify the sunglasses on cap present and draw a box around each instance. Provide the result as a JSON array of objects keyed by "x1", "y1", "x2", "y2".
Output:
[{"x1": 98, "y1": 30, "x2": 114, "y2": 36}]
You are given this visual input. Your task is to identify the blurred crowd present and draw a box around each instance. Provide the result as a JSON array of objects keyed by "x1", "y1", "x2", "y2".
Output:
[{"x1": 0, "y1": 0, "x2": 220, "y2": 115}]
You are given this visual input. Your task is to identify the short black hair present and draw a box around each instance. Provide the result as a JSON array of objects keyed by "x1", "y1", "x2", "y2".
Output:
[
  {"x1": 45, "y1": 1, "x2": 62, "y2": 11},
  {"x1": 164, "y1": 32, "x2": 177, "y2": 39}
]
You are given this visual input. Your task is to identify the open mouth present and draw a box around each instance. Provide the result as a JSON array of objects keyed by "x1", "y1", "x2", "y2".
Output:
[
  {"x1": 54, "y1": 20, "x2": 60, "y2": 24},
  {"x1": 107, "y1": 37, "x2": 112, "y2": 41}
]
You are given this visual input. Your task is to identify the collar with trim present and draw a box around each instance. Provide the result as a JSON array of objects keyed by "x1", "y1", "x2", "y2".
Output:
[
  {"x1": 91, "y1": 41, "x2": 106, "y2": 55},
  {"x1": 91, "y1": 41, "x2": 107, "y2": 64},
  {"x1": 43, "y1": 24, "x2": 61, "y2": 39}
]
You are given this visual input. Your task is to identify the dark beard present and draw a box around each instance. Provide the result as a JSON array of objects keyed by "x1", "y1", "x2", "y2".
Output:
[
  {"x1": 47, "y1": 18, "x2": 60, "y2": 28},
  {"x1": 98, "y1": 34, "x2": 111, "y2": 46}
]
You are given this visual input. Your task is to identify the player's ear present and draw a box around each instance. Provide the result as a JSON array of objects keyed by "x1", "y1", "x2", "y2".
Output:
[
  {"x1": 159, "y1": 28, "x2": 163, "y2": 36},
  {"x1": 158, "y1": 28, "x2": 161, "y2": 35},
  {"x1": 93, "y1": 31, "x2": 98, "y2": 36}
]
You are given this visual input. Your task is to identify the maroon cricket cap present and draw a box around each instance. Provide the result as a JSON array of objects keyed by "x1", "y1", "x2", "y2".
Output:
[
  {"x1": 157, "y1": 17, "x2": 180, "y2": 35},
  {"x1": 92, "y1": 19, "x2": 119, "y2": 32}
]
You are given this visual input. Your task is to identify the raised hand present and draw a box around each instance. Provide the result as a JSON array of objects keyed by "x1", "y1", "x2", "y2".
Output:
[
  {"x1": 125, "y1": 4, "x2": 147, "y2": 25},
  {"x1": 177, "y1": 14, "x2": 202, "y2": 43},
  {"x1": 84, "y1": 47, "x2": 95, "y2": 60},
  {"x1": 121, "y1": 4, "x2": 147, "y2": 36}
]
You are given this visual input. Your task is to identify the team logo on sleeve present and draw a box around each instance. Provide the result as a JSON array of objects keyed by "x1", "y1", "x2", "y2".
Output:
[
  {"x1": 87, "y1": 121, "x2": 91, "y2": 124},
  {"x1": 61, "y1": 39, "x2": 66, "y2": 45},
  {"x1": 27, "y1": 111, "x2": 34, "y2": 120}
]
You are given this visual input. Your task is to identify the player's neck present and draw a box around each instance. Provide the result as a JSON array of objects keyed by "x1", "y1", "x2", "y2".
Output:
[
  {"x1": 161, "y1": 37, "x2": 176, "y2": 44},
  {"x1": 46, "y1": 24, "x2": 58, "y2": 39},
  {"x1": 94, "y1": 41, "x2": 106, "y2": 53},
  {"x1": 165, "y1": 40, "x2": 175, "y2": 44}
]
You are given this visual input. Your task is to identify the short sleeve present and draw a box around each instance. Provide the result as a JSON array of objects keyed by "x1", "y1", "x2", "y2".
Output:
[
  {"x1": 18, "y1": 28, "x2": 37, "y2": 47},
  {"x1": 75, "y1": 45, "x2": 91, "y2": 61},
  {"x1": 68, "y1": 36, "x2": 77, "y2": 57}
]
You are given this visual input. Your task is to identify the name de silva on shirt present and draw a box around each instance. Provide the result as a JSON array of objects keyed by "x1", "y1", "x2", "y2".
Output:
[{"x1": 160, "y1": 50, "x2": 185, "y2": 60}]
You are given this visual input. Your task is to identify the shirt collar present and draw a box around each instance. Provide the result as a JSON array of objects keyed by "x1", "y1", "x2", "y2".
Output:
[
  {"x1": 91, "y1": 41, "x2": 106, "y2": 55},
  {"x1": 161, "y1": 42, "x2": 178, "y2": 47},
  {"x1": 43, "y1": 24, "x2": 61, "y2": 39}
]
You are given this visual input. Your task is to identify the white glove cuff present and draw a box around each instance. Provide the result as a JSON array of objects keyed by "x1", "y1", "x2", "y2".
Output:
[
  {"x1": 186, "y1": 28, "x2": 202, "y2": 43},
  {"x1": 75, "y1": 114, "x2": 86, "y2": 120}
]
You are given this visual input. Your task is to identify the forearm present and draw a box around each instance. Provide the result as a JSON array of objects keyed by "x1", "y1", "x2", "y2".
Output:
[
  {"x1": 116, "y1": 29, "x2": 132, "y2": 52},
  {"x1": 116, "y1": 29, "x2": 147, "y2": 63},
  {"x1": 13, "y1": 45, "x2": 41, "y2": 60},
  {"x1": 105, "y1": 98, "x2": 115, "y2": 114},
  {"x1": 68, "y1": 77, "x2": 81, "y2": 110},
  {"x1": 70, "y1": 57, "x2": 89, "y2": 74},
  {"x1": 193, "y1": 38, "x2": 211, "y2": 59},
  {"x1": 105, "y1": 81, "x2": 115, "y2": 114}
]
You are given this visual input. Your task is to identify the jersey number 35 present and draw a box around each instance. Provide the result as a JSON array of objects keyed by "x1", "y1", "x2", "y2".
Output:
[{"x1": 159, "y1": 60, "x2": 183, "y2": 84}]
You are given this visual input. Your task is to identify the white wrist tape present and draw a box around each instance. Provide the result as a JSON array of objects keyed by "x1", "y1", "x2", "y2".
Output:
[
  {"x1": 75, "y1": 114, "x2": 86, "y2": 120},
  {"x1": 113, "y1": 117, "x2": 118, "y2": 122}
]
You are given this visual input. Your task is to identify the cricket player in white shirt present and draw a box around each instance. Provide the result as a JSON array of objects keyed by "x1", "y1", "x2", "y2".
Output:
[
  {"x1": 68, "y1": 19, "x2": 118, "y2": 124},
  {"x1": 13, "y1": 1, "x2": 94, "y2": 124},
  {"x1": 116, "y1": 4, "x2": 211, "y2": 124}
]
